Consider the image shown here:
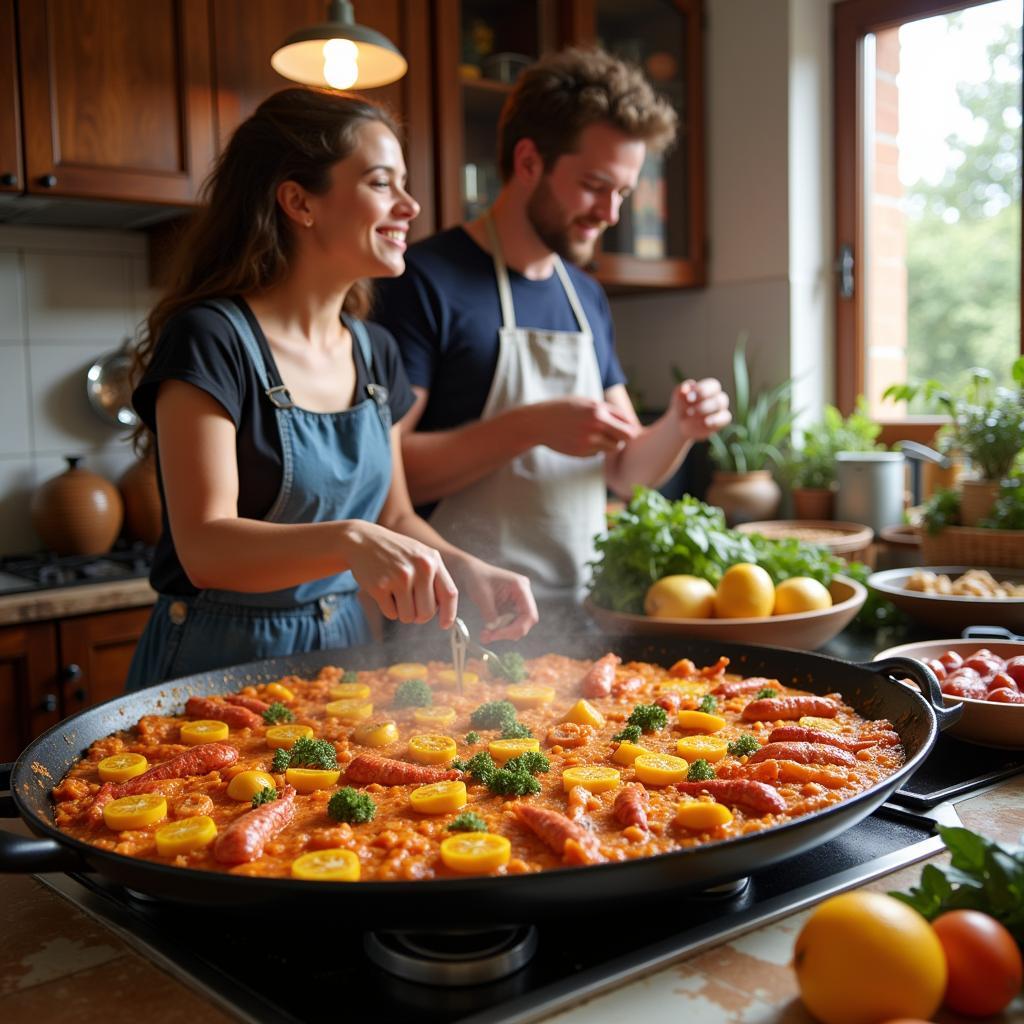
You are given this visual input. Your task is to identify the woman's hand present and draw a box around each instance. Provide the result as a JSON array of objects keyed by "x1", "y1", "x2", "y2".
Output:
[
  {"x1": 669, "y1": 378, "x2": 732, "y2": 440},
  {"x1": 449, "y1": 554, "x2": 538, "y2": 644},
  {"x1": 339, "y1": 521, "x2": 459, "y2": 628}
]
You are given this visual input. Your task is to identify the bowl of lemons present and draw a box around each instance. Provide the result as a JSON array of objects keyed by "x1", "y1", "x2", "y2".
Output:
[{"x1": 584, "y1": 564, "x2": 866, "y2": 650}]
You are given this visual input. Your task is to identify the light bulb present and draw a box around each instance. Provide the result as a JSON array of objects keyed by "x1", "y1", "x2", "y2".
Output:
[{"x1": 323, "y1": 37, "x2": 359, "y2": 89}]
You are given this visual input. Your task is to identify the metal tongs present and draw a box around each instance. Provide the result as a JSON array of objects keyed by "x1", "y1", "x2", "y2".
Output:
[{"x1": 450, "y1": 616, "x2": 504, "y2": 694}]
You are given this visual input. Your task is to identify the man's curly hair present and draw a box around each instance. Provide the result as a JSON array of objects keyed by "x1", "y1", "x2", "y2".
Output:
[{"x1": 498, "y1": 47, "x2": 678, "y2": 181}]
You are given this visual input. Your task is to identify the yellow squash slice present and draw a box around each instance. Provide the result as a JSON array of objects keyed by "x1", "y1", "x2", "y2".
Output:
[
  {"x1": 563, "y1": 699, "x2": 605, "y2": 728},
  {"x1": 351, "y1": 720, "x2": 399, "y2": 747},
  {"x1": 611, "y1": 741, "x2": 649, "y2": 766},
  {"x1": 440, "y1": 832, "x2": 511, "y2": 874},
  {"x1": 436, "y1": 669, "x2": 479, "y2": 688},
  {"x1": 291, "y1": 848, "x2": 360, "y2": 881},
  {"x1": 676, "y1": 710, "x2": 727, "y2": 734},
  {"x1": 675, "y1": 735, "x2": 729, "y2": 763},
  {"x1": 408, "y1": 734, "x2": 458, "y2": 765},
  {"x1": 633, "y1": 752, "x2": 689, "y2": 786},
  {"x1": 325, "y1": 699, "x2": 373, "y2": 721},
  {"x1": 505, "y1": 684, "x2": 555, "y2": 708},
  {"x1": 562, "y1": 765, "x2": 620, "y2": 794},
  {"x1": 180, "y1": 720, "x2": 230, "y2": 745},
  {"x1": 155, "y1": 815, "x2": 218, "y2": 857},
  {"x1": 103, "y1": 793, "x2": 168, "y2": 831},
  {"x1": 675, "y1": 799, "x2": 733, "y2": 830},
  {"x1": 265, "y1": 724, "x2": 314, "y2": 749},
  {"x1": 409, "y1": 780, "x2": 467, "y2": 814},
  {"x1": 387, "y1": 662, "x2": 429, "y2": 680},
  {"x1": 96, "y1": 752, "x2": 149, "y2": 784},
  {"x1": 329, "y1": 681, "x2": 371, "y2": 701},
  {"x1": 264, "y1": 682, "x2": 295, "y2": 703},
  {"x1": 285, "y1": 767, "x2": 341, "y2": 793},
  {"x1": 487, "y1": 738, "x2": 540, "y2": 763},
  {"x1": 226, "y1": 770, "x2": 276, "y2": 802},
  {"x1": 413, "y1": 706, "x2": 457, "y2": 727}
]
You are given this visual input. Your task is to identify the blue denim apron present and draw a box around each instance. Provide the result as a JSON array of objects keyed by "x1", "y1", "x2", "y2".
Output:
[{"x1": 124, "y1": 298, "x2": 392, "y2": 691}]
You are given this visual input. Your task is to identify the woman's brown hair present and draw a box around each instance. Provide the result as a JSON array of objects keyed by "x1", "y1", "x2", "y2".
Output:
[
  {"x1": 131, "y1": 87, "x2": 399, "y2": 452},
  {"x1": 498, "y1": 47, "x2": 677, "y2": 181}
]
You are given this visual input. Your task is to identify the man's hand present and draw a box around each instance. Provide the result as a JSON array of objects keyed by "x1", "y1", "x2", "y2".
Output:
[
  {"x1": 531, "y1": 397, "x2": 641, "y2": 456},
  {"x1": 449, "y1": 554, "x2": 539, "y2": 644},
  {"x1": 668, "y1": 378, "x2": 731, "y2": 441}
]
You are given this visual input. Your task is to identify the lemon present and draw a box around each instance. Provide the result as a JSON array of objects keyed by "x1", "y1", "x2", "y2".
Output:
[
  {"x1": 774, "y1": 576, "x2": 833, "y2": 615},
  {"x1": 793, "y1": 892, "x2": 946, "y2": 1024},
  {"x1": 643, "y1": 575, "x2": 716, "y2": 618},
  {"x1": 714, "y1": 563, "x2": 775, "y2": 618}
]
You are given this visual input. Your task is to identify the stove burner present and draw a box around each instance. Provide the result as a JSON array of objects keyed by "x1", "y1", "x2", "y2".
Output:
[{"x1": 364, "y1": 925, "x2": 538, "y2": 986}]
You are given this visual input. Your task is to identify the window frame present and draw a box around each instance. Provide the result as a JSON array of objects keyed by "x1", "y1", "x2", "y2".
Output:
[{"x1": 833, "y1": 0, "x2": 1024, "y2": 428}]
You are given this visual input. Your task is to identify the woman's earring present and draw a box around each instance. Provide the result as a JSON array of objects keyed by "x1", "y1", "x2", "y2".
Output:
[{"x1": 305, "y1": 219, "x2": 313, "y2": 227}]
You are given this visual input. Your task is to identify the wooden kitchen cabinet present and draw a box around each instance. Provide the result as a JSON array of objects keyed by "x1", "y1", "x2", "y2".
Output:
[
  {"x1": 0, "y1": 0, "x2": 21, "y2": 194},
  {"x1": 16, "y1": 0, "x2": 216, "y2": 203},
  {"x1": 432, "y1": 0, "x2": 706, "y2": 291},
  {"x1": 0, "y1": 607, "x2": 149, "y2": 763},
  {"x1": 0, "y1": 622, "x2": 60, "y2": 764}
]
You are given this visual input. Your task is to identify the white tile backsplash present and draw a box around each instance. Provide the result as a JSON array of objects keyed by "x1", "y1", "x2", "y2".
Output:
[
  {"x1": 24, "y1": 251, "x2": 136, "y2": 344},
  {"x1": 0, "y1": 226, "x2": 147, "y2": 555}
]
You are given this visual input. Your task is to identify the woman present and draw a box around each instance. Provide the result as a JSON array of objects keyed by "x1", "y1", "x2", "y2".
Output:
[{"x1": 125, "y1": 88, "x2": 537, "y2": 691}]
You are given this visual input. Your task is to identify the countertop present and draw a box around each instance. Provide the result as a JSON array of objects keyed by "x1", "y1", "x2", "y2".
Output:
[{"x1": 0, "y1": 578, "x2": 156, "y2": 626}]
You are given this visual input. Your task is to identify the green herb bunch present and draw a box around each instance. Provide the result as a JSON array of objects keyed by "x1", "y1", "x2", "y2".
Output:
[
  {"x1": 262, "y1": 701, "x2": 294, "y2": 725},
  {"x1": 452, "y1": 750, "x2": 549, "y2": 798},
  {"x1": 448, "y1": 811, "x2": 488, "y2": 832},
  {"x1": 981, "y1": 477, "x2": 1024, "y2": 530},
  {"x1": 327, "y1": 787, "x2": 376, "y2": 824},
  {"x1": 272, "y1": 737, "x2": 337, "y2": 773},
  {"x1": 393, "y1": 679, "x2": 432, "y2": 707}
]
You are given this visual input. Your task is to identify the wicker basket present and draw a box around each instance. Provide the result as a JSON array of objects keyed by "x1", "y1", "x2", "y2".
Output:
[{"x1": 918, "y1": 525, "x2": 1024, "y2": 569}]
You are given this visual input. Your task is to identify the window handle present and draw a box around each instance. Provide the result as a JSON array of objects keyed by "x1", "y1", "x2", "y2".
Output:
[{"x1": 836, "y1": 244, "x2": 855, "y2": 299}]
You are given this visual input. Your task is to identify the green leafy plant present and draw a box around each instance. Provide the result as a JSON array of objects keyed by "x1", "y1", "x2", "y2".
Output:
[
  {"x1": 891, "y1": 826, "x2": 1024, "y2": 945},
  {"x1": 707, "y1": 335, "x2": 797, "y2": 473},
  {"x1": 884, "y1": 357, "x2": 1024, "y2": 481},
  {"x1": 981, "y1": 477, "x2": 1024, "y2": 530},
  {"x1": 393, "y1": 679, "x2": 432, "y2": 707},
  {"x1": 921, "y1": 487, "x2": 962, "y2": 534},
  {"x1": 447, "y1": 811, "x2": 488, "y2": 833},
  {"x1": 784, "y1": 399, "x2": 884, "y2": 490},
  {"x1": 327, "y1": 787, "x2": 376, "y2": 824}
]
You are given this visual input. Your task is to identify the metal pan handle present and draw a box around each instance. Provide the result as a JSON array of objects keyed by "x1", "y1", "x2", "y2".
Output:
[
  {"x1": 962, "y1": 624, "x2": 1023, "y2": 642},
  {"x1": 859, "y1": 657, "x2": 963, "y2": 731},
  {"x1": 0, "y1": 761, "x2": 90, "y2": 873}
]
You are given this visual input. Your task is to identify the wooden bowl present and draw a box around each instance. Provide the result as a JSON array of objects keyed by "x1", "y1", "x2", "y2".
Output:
[
  {"x1": 736, "y1": 520, "x2": 874, "y2": 560},
  {"x1": 867, "y1": 566, "x2": 1024, "y2": 632},
  {"x1": 874, "y1": 638, "x2": 1024, "y2": 749},
  {"x1": 584, "y1": 576, "x2": 866, "y2": 651}
]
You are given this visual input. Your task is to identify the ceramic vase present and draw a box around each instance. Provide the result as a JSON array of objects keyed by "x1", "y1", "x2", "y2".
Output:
[
  {"x1": 31, "y1": 456, "x2": 124, "y2": 555},
  {"x1": 705, "y1": 470, "x2": 782, "y2": 526}
]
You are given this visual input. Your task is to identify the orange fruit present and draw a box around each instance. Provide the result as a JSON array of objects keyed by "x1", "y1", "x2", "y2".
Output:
[
  {"x1": 793, "y1": 892, "x2": 947, "y2": 1024},
  {"x1": 713, "y1": 563, "x2": 775, "y2": 618},
  {"x1": 773, "y1": 576, "x2": 832, "y2": 615},
  {"x1": 643, "y1": 575, "x2": 716, "y2": 618}
]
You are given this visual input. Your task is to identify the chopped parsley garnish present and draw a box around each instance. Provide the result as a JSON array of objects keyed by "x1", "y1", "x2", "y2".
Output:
[
  {"x1": 698, "y1": 695, "x2": 718, "y2": 714},
  {"x1": 727, "y1": 734, "x2": 760, "y2": 758},
  {"x1": 342, "y1": 670, "x2": 359, "y2": 683},
  {"x1": 687, "y1": 759, "x2": 716, "y2": 782},
  {"x1": 262, "y1": 701, "x2": 294, "y2": 725},
  {"x1": 469, "y1": 700, "x2": 518, "y2": 731},
  {"x1": 754, "y1": 687, "x2": 777, "y2": 700},
  {"x1": 448, "y1": 811, "x2": 488, "y2": 832},
  {"x1": 501, "y1": 720, "x2": 533, "y2": 739},
  {"x1": 327, "y1": 787, "x2": 376, "y2": 824},
  {"x1": 274, "y1": 737, "x2": 337, "y2": 772},
  {"x1": 251, "y1": 786, "x2": 279, "y2": 808},
  {"x1": 612, "y1": 723, "x2": 643, "y2": 744},
  {"x1": 492, "y1": 652, "x2": 528, "y2": 682},
  {"x1": 453, "y1": 749, "x2": 548, "y2": 797},
  {"x1": 625, "y1": 703, "x2": 668, "y2": 734},
  {"x1": 393, "y1": 679, "x2": 433, "y2": 707},
  {"x1": 464, "y1": 731, "x2": 481, "y2": 745}
]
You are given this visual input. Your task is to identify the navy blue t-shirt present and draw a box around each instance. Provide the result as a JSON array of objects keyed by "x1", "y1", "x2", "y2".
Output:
[{"x1": 372, "y1": 227, "x2": 625, "y2": 432}]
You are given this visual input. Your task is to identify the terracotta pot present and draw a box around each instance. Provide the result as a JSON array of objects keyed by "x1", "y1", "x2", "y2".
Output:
[
  {"x1": 31, "y1": 456, "x2": 124, "y2": 555},
  {"x1": 705, "y1": 470, "x2": 781, "y2": 526},
  {"x1": 792, "y1": 487, "x2": 835, "y2": 521},
  {"x1": 119, "y1": 455, "x2": 163, "y2": 546},
  {"x1": 959, "y1": 478, "x2": 1002, "y2": 527}
]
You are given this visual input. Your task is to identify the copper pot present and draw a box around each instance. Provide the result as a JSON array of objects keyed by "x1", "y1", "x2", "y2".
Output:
[
  {"x1": 119, "y1": 455, "x2": 163, "y2": 546},
  {"x1": 30, "y1": 456, "x2": 124, "y2": 556}
]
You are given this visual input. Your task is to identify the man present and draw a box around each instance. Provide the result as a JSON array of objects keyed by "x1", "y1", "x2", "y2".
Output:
[{"x1": 374, "y1": 48, "x2": 731, "y2": 606}]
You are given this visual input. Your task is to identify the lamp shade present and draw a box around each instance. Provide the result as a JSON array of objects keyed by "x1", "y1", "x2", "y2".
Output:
[{"x1": 271, "y1": 1, "x2": 407, "y2": 91}]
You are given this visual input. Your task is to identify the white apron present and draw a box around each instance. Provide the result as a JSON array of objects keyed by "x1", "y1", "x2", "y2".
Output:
[{"x1": 429, "y1": 213, "x2": 608, "y2": 603}]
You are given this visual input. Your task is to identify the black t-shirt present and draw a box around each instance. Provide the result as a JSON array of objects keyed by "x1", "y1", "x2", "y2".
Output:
[{"x1": 133, "y1": 298, "x2": 414, "y2": 595}]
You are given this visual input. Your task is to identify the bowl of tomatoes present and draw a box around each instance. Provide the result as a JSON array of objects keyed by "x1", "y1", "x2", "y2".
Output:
[{"x1": 873, "y1": 639, "x2": 1024, "y2": 749}]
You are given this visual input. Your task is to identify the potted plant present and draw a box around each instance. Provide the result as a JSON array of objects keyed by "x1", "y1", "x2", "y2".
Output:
[
  {"x1": 784, "y1": 399, "x2": 884, "y2": 520},
  {"x1": 884, "y1": 358, "x2": 1024, "y2": 525},
  {"x1": 704, "y1": 336, "x2": 796, "y2": 525}
]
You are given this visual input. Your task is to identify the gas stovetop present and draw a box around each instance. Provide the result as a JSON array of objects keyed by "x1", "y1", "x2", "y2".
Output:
[
  {"x1": 0, "y1": 544, "x2": 152, "y2": 594},
  {"x1": 35, "y1": 735, "x2": 1024, "y2": 1024}
]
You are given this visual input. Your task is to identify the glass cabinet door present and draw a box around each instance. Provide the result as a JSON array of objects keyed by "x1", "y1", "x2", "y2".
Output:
[
  {"x1": 434, "y1": 0, "x2": 558, "y2": 227},
  {"x1": 586, "y1": 0, "x2": 706, "y2": 289}
]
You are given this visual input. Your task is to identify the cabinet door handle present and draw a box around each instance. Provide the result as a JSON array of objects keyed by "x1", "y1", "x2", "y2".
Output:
[
  {"x1": 39, "y1": 694, "x2": 58, "y2": 713},
  {"x1": 63, "y1": 664, "x2": 82, "y2": 680},
  {"x1": 0, "y1": 172, "x2": 16, "y2": 187},
  {"x1": 38, "y1": 174, "x2": 58, "y2": 188}
]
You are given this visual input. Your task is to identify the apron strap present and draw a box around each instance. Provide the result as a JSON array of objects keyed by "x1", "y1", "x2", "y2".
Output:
[
  {"x1": 552, "y1": 257, "x2": 593, "y2": 337},
  {"x1": 344, "y1": 315, "x2": 390, "y2": 418},
  {"x1": 483, "y1": 211, "x2": 518, "y2": 331}
]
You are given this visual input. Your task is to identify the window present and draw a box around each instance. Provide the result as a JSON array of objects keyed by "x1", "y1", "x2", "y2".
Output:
[{"x1": 834, "y1": 0, "x2": 1022, "y2": 433}]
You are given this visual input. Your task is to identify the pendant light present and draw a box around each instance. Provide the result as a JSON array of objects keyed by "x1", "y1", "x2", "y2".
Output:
[{"x1": 271, "y1": 0, "x2": 407, "y2": 91}]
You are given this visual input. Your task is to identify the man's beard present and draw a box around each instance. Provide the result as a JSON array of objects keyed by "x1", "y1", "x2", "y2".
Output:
[{"x1": 525, "y1": 176, "x2": 604, "y2": 266}]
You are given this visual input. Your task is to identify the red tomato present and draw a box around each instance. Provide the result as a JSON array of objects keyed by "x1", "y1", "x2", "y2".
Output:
[
  {"x1": 962, "y1": 655, "x2": 1003, "y2": 681},
  {"x1": 988, "y1": 687, "x2": 1024, "y2": 704},
  {"x1": 925, "y1": 658, "x2": 947, "y2": 681},
  {"x1": 1004, "y1": 656, "x2": 1024, "y2": 686},
  {"x1": 939, "y1": 650, "x2": 964, "y2": 671},
  {"x1": 932, "y1": 909, "x2": 1023, "y2": 1017}
]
